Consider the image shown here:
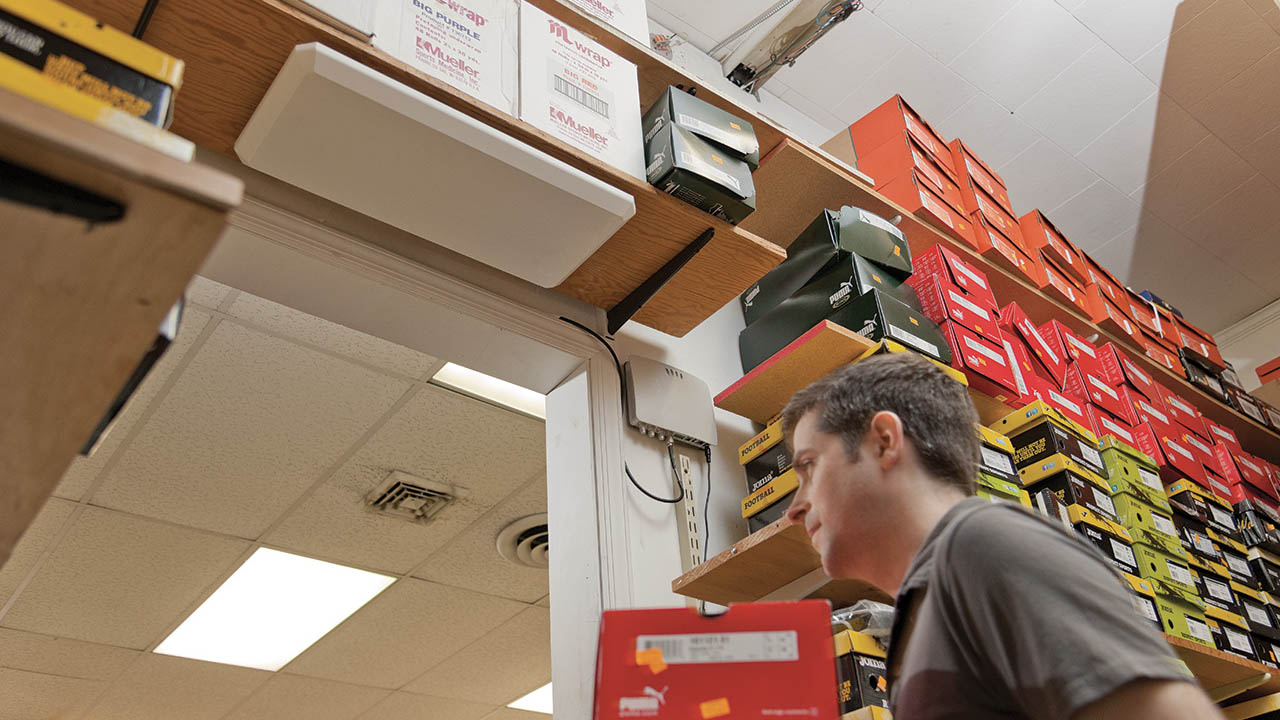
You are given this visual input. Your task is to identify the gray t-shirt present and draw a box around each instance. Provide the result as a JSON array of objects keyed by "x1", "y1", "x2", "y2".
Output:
[{"x1": 886, "y1": 497, "x2": 1193, "y2": 719}]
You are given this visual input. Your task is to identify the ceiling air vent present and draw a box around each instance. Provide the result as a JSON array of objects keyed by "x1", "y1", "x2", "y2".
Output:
[
  {"x1": 365, "y1": 471, "x2": 467, "y2": 524},
  {"x1": 497, "y1": 514, "x2": 549, "y2": 569}
]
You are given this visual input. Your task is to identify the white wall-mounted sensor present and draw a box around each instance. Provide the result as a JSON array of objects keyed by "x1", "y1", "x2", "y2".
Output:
[{"x1": 624, "y1": 356, "x2": 717, "y2": 447}]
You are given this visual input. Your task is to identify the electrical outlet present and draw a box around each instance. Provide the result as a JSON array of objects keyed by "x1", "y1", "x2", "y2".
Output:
[{"x1": 675, "y1": 453, "x2": 703, "y2": 576}]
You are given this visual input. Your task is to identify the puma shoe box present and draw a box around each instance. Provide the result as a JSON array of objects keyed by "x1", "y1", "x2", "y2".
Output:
[
  {"x1": 644, "y1": 122, "x2": 755, "y2": 223},
  {"x1": 998, "y1": 302, "x2": 1067, "y2": 388},
  {"x1": 643, "y1": 86, "x2": 760, "y2": 169},
  {"x1": 937, "y1": 320, "x2": 1019, "y2": 401},
  {"x1": 909, "y1": 244, "x2": 998, "y2": 308}
]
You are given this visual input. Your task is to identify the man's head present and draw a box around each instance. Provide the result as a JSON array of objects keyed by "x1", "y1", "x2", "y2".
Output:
[{"x1": 781, "y1": 352, "x2": 980, "y2": 582}]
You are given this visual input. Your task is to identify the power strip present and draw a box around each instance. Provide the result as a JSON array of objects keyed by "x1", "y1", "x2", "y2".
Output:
[{"x1": 675, "y1": 454, "x2": 704, "y2": 584}]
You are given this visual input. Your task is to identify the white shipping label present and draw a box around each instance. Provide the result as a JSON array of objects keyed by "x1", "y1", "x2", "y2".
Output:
[
  {"x1": 1227, "y1": 627, "x2": 1253, "y2": 653},
  {"x1": 1021, "y1": 320, "x2": 1061, "y2": 365},
  {"x1": 966, "y1": 158, "x2": 995, "y2": 194},
  {"x1": 1185, "y1": 434, "x2": 1212, "y2": 457},
  {"x1": 1206, "y1": 578, "x2": 1233, "y2": 602},
  {"x1": 912, "y1": 151, "x2": 947, "y2": 192},
  {"x1": 678, "y1": 113, "x2": 736, "y2": 151},
  {"x1": 1248, "y1": 605, "x2": 1273, "y2": 627},
  {"x1": 1242, "y1": 457, "x2": 1265, "y2": 475},
  {"x1": 1139, "y1": 467, "x2": 1164, "y2": 493},
  {"x1": 1005, "y1": 340, "x2": 1028, "y2": 397},
  {"x1": 1088, "y1": 374, "x2": 1120, "y2": 401},
  {"x1": 1210, "y1": 506, "x2": 1236, "y2": 530},
  {"x1": 1094, "y1": 492, "x2": 1116, "y2": 518},
  {"x1": 949, "y1": 290, "x2": 991, "y2": 320},
  {"x1": 981, "y1": 447, "x2": 1015, "y2": 476},
  {"x1": 1101, "y1": 417, "x2": 1134, "y2": 443},
  {"x1": 636, "y1": 631, "x2": 799, "y2": 664},
  {"x1": 1138, "y1": 401, "x2": 1170, "y2": 426},
  {"x1": 1066, "y1": 333, "x2": 1098, "y2": 358},
  {"x1": 1194, "y1": 535, "x2": 1217, "y2": 556},
  {"x1": 1227, "y1": 555, "x2": 1251, "y2": 577},
  {"x1": 904, "y1": 115, "x2": 937, "y2": 154},
  {"x1": 1212, "y1": 479, "x2": 1232, "y2": 500},
  {"x1": 1168, "y1": 440, "x2": 1194, "y2": 462},
  {"x1": 1167, "y1": 395, "x2": 1196, "y2": 417},
  {"x1": 1134, "y1": 596, "x2": 1160, "y2": 623},
  {"x1": 1081, "y1": 444, "x2": 1104, "y2": 470},
  {"x1": 859, "y1": 209, "x2": 906, "y2": 241},
  {"x1": 1122, "y1": 358, "x2": 1152, "y2": 386},
  {"x1": 888, "y1": 325, "x2": 940, "y2": 359},
  {"x1": 1049, "y1": 390, "x2": 1082, "y2": 416},
  {"x1": 952, "y1": 257, "x2": 989, "y2": 289},
  {"x1": 1111, "y1": 539, "x2": 1136, "y2": 567},
  {"x1": 965, "y1": 335, "x2": 1007, "y2": 366},
  {"x1": 1169, "y1": 562, "x2": 1195, "y2": 587},
  {"x1": 1188, "y1": 617, "x2": 1213, "y2": 644},
  {"x1": 919, "y1": 192, "x2": 955, "y2": 228},
  {"x1": 1153, "y1": 513, "x2": 1178, "y2": 537}
]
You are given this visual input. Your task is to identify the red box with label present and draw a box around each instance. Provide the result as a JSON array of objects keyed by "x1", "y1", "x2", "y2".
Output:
[
  {"x1": 911, "y1": 275, "x2": 1002, "y2": 345},
  {"x1": 1216, "y1": 446, "x2": 1278, "y2": 501},
  {"x1": 1140, "y1": 334, "x2": 1181, "y2": 373},
  {"x1": 941, "y1": 320, "x2": 1019, "y2": 398},
  {"x1": 974, "y1": 218, "x2": 1046, "y2": 286},
  {"x1": 1153, "y1": 429, "x2": 1210, "y2": 487},
  {"x1": 878, "y1": 170, "x2": 977, "y2": 248},
  {"x1": 910, "y1": 244, "x2": 998, "y2": 309},
  {"x1": 856, "y1": 131, "x2": 967, "y2": 214},
  {"x1": 1082, "y1": 255, "x2": 1126, "y2": 309},
  {"x1": 1205, "y1": 417, "x2": 1242, "y2": 453},
  {"x1": 1258, "y1": 356, "x2": 1280, "y2": 385},
  {"x1": 1228, "y1": 481, "x2": 1280, "y2": 511},
  {"x1": 950, "y1": 138, "x2": 1012, "y2": 214},
  {"x1": 1128, "y1": 295, "x2": 1161, "y2": 335},
  {"x1": 1131, "y1": 390, "x2": 1176, "y2": 437},
  {"x1": 1178, "y1": 429, "x2": 1223, "y2": 477},
  {"x1": 964, "y1": 178, "x2": 1026, "y2": 251},
  {"x1": 1004, "y1": 332, "x2": 1040, "y2": 401},
  {"x1": 1203, "y1": 467, "x2": 1234, "y2": 503},
  {"x1": 1098, "y1": 343, "x2": 1145, "y2": 394},
  {"x1": 1037, "y1": 379, "x2": 1091, "y2": 431},
  {"x1": 1039, "y1": 319, "x2": 1105, "y2": 378},
  {"x1": 1041, "y1": 255, "x2": 1091, "y2": 314},
  {"x1": 1065, "y1": 363, "x2": 1135, "y2": 424},
  {"x1": 1089, "y1": 404, "x2": 1139, "y2": 447},
  {"x1": 1173, "y1": 315, "x2": 1226, "y2": 371},
  {"x1": 848, "y1": 95, "x2": 956, "y2": 175},
  {"x1": 1019, "y1": 210, "x2": 1087, "y2": 285},
  {"x1": 1083, "y1": 285, "x2": 1139, "y2": 344},
  {"x1": 998, "y1": 302, "x2": 1067, "y2": 387},
  {"x1": 593, "y1": 601, "x2": 840, "y2": 720},
  {"x1": 1155, "y1": 385, "x2": 1209, "y2": 442}
]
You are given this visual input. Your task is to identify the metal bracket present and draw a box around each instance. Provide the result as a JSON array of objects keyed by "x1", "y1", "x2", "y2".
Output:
[{"x1": 606, "y1": 227, "x2": 715, "y2": 335}]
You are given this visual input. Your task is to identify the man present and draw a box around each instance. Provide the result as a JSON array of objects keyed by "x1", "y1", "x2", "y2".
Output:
[{"x1": 781, "y1": 353, "x2": 1223, "y2": 719}]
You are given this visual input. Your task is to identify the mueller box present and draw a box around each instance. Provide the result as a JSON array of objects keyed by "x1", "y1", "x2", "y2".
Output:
[
  {"x1": 739, "y1": 417, "x2": 791, "y2": 495},
  {"x1": 645, "y1": 122, "x2": 755, "y2": 224},
  {"x1": 1020, "y1": 454, "x2": 1117, "y2": 522},
  {"x1": 643, "y1": 86, "x2": 760, "y2": 169},
  {"x1": 834, "y1": 629, "x2": 889, "y2": 714}
]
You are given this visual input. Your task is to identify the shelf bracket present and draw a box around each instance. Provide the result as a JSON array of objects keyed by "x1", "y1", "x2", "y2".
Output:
[
  {"x1": 1209, "y1": 672, "x2": 1272, "y2": 704},
  {"x1": 606, "y1": 227, "x2": 715, "y2": 336}
]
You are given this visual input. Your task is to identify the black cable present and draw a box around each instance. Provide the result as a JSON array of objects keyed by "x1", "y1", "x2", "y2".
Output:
[
  {"x1": 703, "y1": 445, "x2": 713, "y2": 558},
  {"x1": 132, "y1": 0, "x2": 161, "y2": 39}
]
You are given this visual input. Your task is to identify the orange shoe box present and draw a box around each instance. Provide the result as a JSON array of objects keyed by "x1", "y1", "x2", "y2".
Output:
[
  {"x1": 1041, "y1": 255, "x2": 1091, "y2": 315},
  {"x1": 966, "y1": 179, "x2": 1026, "y2": 251},
  {"x1": 1082, "y1": 256, "x2": 1127, "y2": 310},
  {"x1": 1019, "y1": 210, "x2": 1087, "y2": 285},
  {"x1": 853, "y1": 130, "x2": 969, "y2": 219},
  {"x1": 1141, "y1": 334, "x2": 1181, "y2": 373},
  {"x1": 1257, "y1": 356, "x2": 1280, "y2": 385},
  {"x1": 973, "y1": 216, "x2": 1045, "y2": 286},
  {"x1": 950, "y1": 138, "x2": 1013, "y2": 214},
  {"x1": 1173, "y1": 315, "x2": 1226, "y2": 371},
  {"x1": 844, "y1": 94, "x2": 956, "y2": 175},
  {"x1": 877, "y1": 169, "x2": 977, "y2": 248},
  {"x1": 1083, "y1": 284, "x2": 1139, "y2": 343}
]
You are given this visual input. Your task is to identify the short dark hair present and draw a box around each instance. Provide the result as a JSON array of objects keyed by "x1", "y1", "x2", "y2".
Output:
[{"x1": 781, "y1": 352, "x2": 980, "y2": 494}]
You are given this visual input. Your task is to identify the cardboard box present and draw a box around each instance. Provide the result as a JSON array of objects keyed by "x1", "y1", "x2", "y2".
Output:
[
  {"x1": 1020, "y1": 454, "x2": 1116, "y2": 521},
  {"x1": 861, "y1": 339, "x2": 970, "y2": 388},
  {"x1": 1030, "y1": 487, "x2": 1073, "y2": 526},
  {"x1": 998, "y1": 403, "x2": 1105, "y2": 476},
  {"x1": 1229, "y1": 387, "x2": 1269, "y2": 425},
  {"x1": 1113, "y1": 493, "x2": 1180, "y2": 545},
  {"x1": 739, "y1": 418, "x2": 791, "y2": 494},
  {"x1": 978, "y1": 472, "x2": 1032, "y2": 506},
  {"x1": 834, "y1": 630, "x2": 889, "y2": 714},
  {"x1": 1217, "y1": 448, "x2": 1277, "y2": 500},
  {"x1": 645, "y1": 123, "x2": 754, "y2": 224},
  {"x1": 1123, "y1": 572, "x2": 1164, "y2": 631},
  {"x1": 842, "y1": 94, "x2": 956, "y2": 175},
  {"x1": 1068, "y1": 504, "x2": 1138, "y2": 575},
  {"x1": 1019, "y1": 210, "x2": 1087, "y2": 285},
  {"x1": 877, "y1": 169, "x2": 977, "y2": 248},
  {"x1": 1040, "y1": 255, "x2": 1090, "y2": 314},
  {"x1": 909, "y1": 244, "x2": 998, "y2": 309},
  {"x1": 910, "y1": 274, "x2": 1001, "y2": 344},
  {"x1": 1038, "y1": 382, "x2": 1093, "y2": 436},
  {"x1": 1260, "y1": 401, "x2": 1280, "y2": 430},
  {"x1": 1102, "y1": 437, "x2": 1168, "y2": 509},
  {"x1": 940, "y1": 320, "x2": 1019, "y2": 397},
  {"x1": 1239, "y1": 502, "x2": 1280, "y2": 556},
  {"x1": 855, "y1": 130, "x2": 966, "y2": 212},
  {"x1": 1091, "y1": 405, "x2": 1140, "y2": 448},
  {"x1": 1065, "y1": 364, "x2": 1134, "y2": 424},
  {"x1": 1141, "y1": 333, "x2": 1181, "y2": 373},
  {"x1": 1179, "y1": 430, "x2": 1224, "y2": 479},
  {"x1": 1130, "y1": 391, "x2": 1175, "y2": 435},
  {"x1": 520, "y1": 3, "x2": 644, "y2": 177},
  {"x1": 741, "y1": 468, "x2": 797, "y2": 519},
  {"x1": 1039, "y1": 320, "x2": 1105, "y2": 378},
  {"x1": 1082, "y1": 254, "x2": 1126, "y2": 308},
  {"x1": 593, "y1": 601, "x2": 840, "y2": 719},
  {"x1": 1206, "y1": 605, "x2": 1259, "y2": 660},
  {"x1": 1221, "y1": 546, "x2": 1258, "y2": 586},
  {"x1": 1204, "y1": 417, "x2": 1242, "y2": 453},
  {"x1": 1168, "y1": 479, "x2": 1240, "y2": 536},
  {"x1": 1134, "y1": 533, "x2": 1197, "y2": 596},
  {"x1": 1150, "y1": 577, "x2": 1212, "y2": 647},
  {"x1": 965, "y1": 179, "x2": 1025, "y2": 251},
  {"x1": 978, "y1": 425, "x2": 1019, "y2": 480},
  {"x1": 741, "y1": 207, "x2": 910, "y2": 324},
  {"x1": 1179, "y1": 353, "x2": 1230, "y2": 403},
  {"x1": 562, "y1": 0, "x2": 649, "y2": 43},
  {"x1": 1173, "y1": 315, "x2": 1225, "y2": 371},
  {"x1": 1155, "y1": 385, "x2": 1209, "y2": 443},
  {"x1": 1084, "y1": 286, "x2": 1140, "y2": 342},
  {"x1": 1232, "y1": 583, "x2": 1279, "y2": 637},
  {"x1": 1250, "y1": 548, "x2": 1280, "y2": 594},
  {"x1": 998, "y1": 303, "x2": 1068, "y2": 387},
  {"x1": 643, "y1": 86, "x2": 760, "y2": 169},
  {"x1": 974, "y1": 219, "x2": 1046, "y2": 286},
  {"x1": 950, "y1": 137, "x2": 1012, "y2": 213},
  {"x1": 1099, "y1": 344, "x2": 1160, "y2": 401},
  {"x1": 1258, "y1": 355, "x2": 1280, "y2": 385},
  {"x1": 1195, "y1": 565, "x2": 1243, "y2": 614}
]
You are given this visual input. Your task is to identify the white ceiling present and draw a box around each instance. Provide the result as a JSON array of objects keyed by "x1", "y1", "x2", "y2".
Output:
[
  {"x1": 0, "y1": 277, "x2": 551, "y2": 720},
  {"x1": 647, "y1": 0, "x2": 1280, "y2": 332}
]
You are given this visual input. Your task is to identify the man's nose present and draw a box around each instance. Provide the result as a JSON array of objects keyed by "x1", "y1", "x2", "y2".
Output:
[{"x1": 785, "y1": 494, "x2": 809, "y2": 524}]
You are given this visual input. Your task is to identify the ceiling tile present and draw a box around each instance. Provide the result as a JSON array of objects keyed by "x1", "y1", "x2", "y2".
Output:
[
  {"x1": 1152, "y1": 262, "x2": 1272, "y2": 332},
  {"x1": 937, "y1": 93, "x2": 1041, "y2": 168},
  {"x1": 1154, "y1": 0, "x2": 1276, "y2": 108},
  {"x1": 0, "y1": 666, "x2": 104, "y2": 719},
  {"x1": 770, "y1": 12, "x2": 907, "y2": 105},
  {"x1": 1092, "y1": 212, "x2": 1220, "y2": 297},
  {"x1": 1265, "y1": 7, "x2": 1280, "y2": 33},
  {"x1": 226, "y1": 674, "x2": 389, "y2": 720},
  {"x1": 0, "y1": 627, "x2": 140, "y2": 681},
  {"x1": 1243, "y1": 0, "x2": 1280, "y2": 17},
  {"x1": 832, "y1": 43, "x2": 978, "y2": 127},
  {"x1": 1057, "y1": 0, "x2": 1088, "y2": 10},
  {"x1": 776, "y1": 90, "x2": 843, "y2": 139},
  {"x1": 1131, "y1": 134, "x2": 1256, "y2": 229},
  {"x1": 1246, "y1": 125, "x2": 1280, "y2": 185},
  {"x1": 481, "y1": 708, "x2": 551, "y2": 720},
  {"x1": 186, "y1": 275, "x2": 234, "y2": 309},
  {"x1": 360, "y1": 692, "x2": 492, "y2": 720},
  {"x1": 1134, "y1": 39, "x2": 1170, "y2": 83},
  {"x1": 1071, "y1": 0, "x2": 1214, "y2": 62},
  {"x1": 1076, "y1": 92, "x2": 1209, "y2": 195},
  {"x1": 1, "y1": 507, "x2": 249, "y2": 649},
  {"x1": 411, "y1": 478, "x2": 548, "y2": 602},
  {"x1": 55, "y1": 307, "x2": 213, "y2": 502},
  {"x1": 85, "y1": 653, "x2": 269, "y2": 720},
  {"x1": 90, "y1": 322, "x2": 411, "y2": 539},
  {"x1": 1184, "y1": 175, "x2": 1280, "y2": 257},
  {"x1": 653, "y1": 0, "x2": 795, "y2": 53},
  {"x1": 995, "y1": 139, "x2": 1100, "y2": 214},
  {"x1": 1220, "y1": 222, "x2": 1280, "y2": 293},
  {"x1": 1016, "y1": 43, "x2": 1156, "y2": 155},
  {"x1": 284, "y1": 578, "x2": 525, "y2": 689},
  {"x1": 0, "y1": 498, "x2": 76, "y2": 611},
  {"x1": 872, "y1": 0, "x2": 1018, "y2": 65},
  {"x1": 1046, "y1": 181, "x2": 1143, "y2": 252},
  {"x1": 224, "y1": 294, "x2": 440, "y2": 379},
  {"x1": 949, "y1": 0, "x2": 1096, "y2": 110},
  {"x1": 1188, "y1": 48, "x2": 1280, "y2": 149},
  {"x1": 402, "y1": 606, "x2": 550, "y2": 705}
]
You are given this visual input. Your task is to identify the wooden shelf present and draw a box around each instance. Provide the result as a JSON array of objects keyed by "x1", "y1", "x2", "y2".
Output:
[
  {"x1": 0, "y1": 88, "x2": 242, "y2": 567},
  {"x1": 672, "y1": 516, "x2": 891, "y2": 608},
  {"x1": 1168, "y1": 635, "x2": 1279, "y2": 703},
  {"x1": 736, "y1": 140, "x2": 1280, "y2": 463}
]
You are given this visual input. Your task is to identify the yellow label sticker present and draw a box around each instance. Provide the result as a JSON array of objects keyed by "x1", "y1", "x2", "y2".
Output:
[
  {"x1": 910, "y1": 317, "x2": 919, "y2": 326},
  {"x1": 730, "y1": 122, "x2": 741, "y2": 130},
  {"x1": 700, "y1": 698, "x2": 731, "y2": 719},
  {"x1": 712, "y1": 154, "x2": 723, "y2": 164},
  {"x1": 894, "y1": 246, "x2": 902, "y2": 256}
]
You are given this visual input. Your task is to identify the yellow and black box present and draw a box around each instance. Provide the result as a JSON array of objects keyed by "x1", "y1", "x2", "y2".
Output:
[
  {"x1": 1020, "y1": 453, "x2": 1117, "y2": 522},
  {"x1": 994, "y1": 401, "x2": 1105, "y2": 477},
  {"x1": 1206, "y1": 605, "x2": 1259, "y2": 661},
  {"x1": 1122, "y1": 572, "x2": 1163, "y2": 632},
  {"x1": 1250, "y1": 548, "x2": 1280, "y2": 594},
  {"x1": 1233, "y1": 581, "x2": 1280, "y2": 643},
  {"x1": 1112, "y1": 492, "x2": 1179, "y2": 546},
  {"x1": 742, "y1": 468, "x2": 798, "y2": 533},
  {"x1": 1068, "y1": 504, "x2": 1137, "y2": 576},
  {"x1": 1168, "y1": 480, "x2": 1238, "y2": 538},
  {"x1": 864, "y1": 339, "x2": 969, "y2": 387},
  {"x1": 1191, "y1": 561, "x2": 1242, "y2": 617},
  {"x1": 1211, "y1": 531, "x2": 1258, "y2": 586},
  {"x1": 0, "y1": 0, "x2": 182, "y2": 126},
  {"x1": 978, "y1": 424, "x2": 1018, "y2": 483},
  {"x1": 834, "y1": 629, "x2": 889, "y2": 715},
  {"x1": 1131, "y1": 526, "x2": 1197, "y2": 596},
  {"x1": 977, "y1": 471, "x2": 1031, "y2": 507},
  {"x1": 1149, "y1": 576, "x2": 1213, "y2": 648},
  {"x1": 739, "y1": 417, "x2": 791, "y2": 495}
]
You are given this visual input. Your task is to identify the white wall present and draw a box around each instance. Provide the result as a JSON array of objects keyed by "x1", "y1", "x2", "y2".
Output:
[{"x1": 1217, "y1": 299, "x2": 1280, "y2": 391}]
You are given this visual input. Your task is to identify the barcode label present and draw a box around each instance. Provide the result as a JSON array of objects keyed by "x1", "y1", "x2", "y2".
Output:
[
  {"x1": 1101, "y1": 416, "x2": 1134, "y2": 443},
  {"x1": 554, "y1": 74, "x2": 610, "y2": 117},
  {"x1": 1227, "y1": 627, "x2": 1253, "y2": 653},
  {"x1": 1194, "y1": 534, "x2": 1217, "y2": 556},
  {"x1": 1122, "y1": 358, "x2": 1151, "y2": 385},
  {"x1": 965, "y1": 335, "x2": 1007, "y2": 365},
  {"x1": 1227, "y1": 555, "x2": 1251, "y2": 577},
  {"x1": 677, "y1": 113, "x2": 728, "y2": 146},
  {"x1": 1210, "y1": 506, "x2": 1236, "y2": 530},
  {"x1": 889, "y1": 325, "x2": 939, "y2": 358},
  {"x1": 1168, "y1": 440, "x2": 1193, "y2": 461},
  {"x1": 952, "y1": 257, "x2": 988, "y2": 289},
  {"x1": 1184, "y1": 434, "x2": 1212, "y2": 456},
  {"x1": 1154, "y1": 513, "x2": 1178, "y2": 537},
  {"x1": 1021, "y1": 320, "x2": 1061, "y2": 365},
  {"x1": 1138, "y1": 401, "x2": 1170, "y2": 426},
  {"x1": 859, "y1": 209, "x2": 905, "y2": 241},
  {"x1": 1095, "y1": 492, "x2": 1116, "y2": 518},
  {"x1": 1066, "y1": 333, "x2": 1097, "y2": 357},
  {"x1": 1169, "y1": 562, "x2": 1195, "y2": 587},
  {"x1": 1248, "y1": 605, "x2": 1273, "y2": 627},
  {"x1": 981, "y1": 447, "x2": 1014, "y2": 476},
  {"x1": 1111, "y1": 539, "x2": 1136, "y2": 567},
  {"x1": 1241, "y1": 456, "x2": 1264, "y2": 475},
  {"x1": 1206, "y1": 577, "x2": 1233, "y2": 602},
  {"x1": 1006, "y1": 340, "x2": 1028, "y2": 396},
  {"x1": 1088, "y1": 374, "x2": 1120, "y2": 401},
  {"x1": 1134, "y1": 596, "x2": 1159, "y2": 623},
  {"x1": 1187, "y1": 617, "x2": 1213, "y2": 644},
  {"x1": 636, "y1": 631, "x2": 799, "y2": 664},
  {"x1": 1139, "y1": 467, "x2": 1163, "y2": 493},
  {"x1": 1167, "y1": 395, "x2": 1195, "y2": 416},
  {"x1": 679, "y1": 151, "x2": 742, "y2": 194},
  {"x1": 966, "y1": 158, "x2": 995, "y2": 194},
  {"x1": 1210, "y1": 425, "x2": 1235, "y2": 444},
  {"x1": 949, "y1": 290, "x2": 991, "y2": 320},
  {"x1": 1082, "y1": 445, "x2": 1104, "y2": 471}
]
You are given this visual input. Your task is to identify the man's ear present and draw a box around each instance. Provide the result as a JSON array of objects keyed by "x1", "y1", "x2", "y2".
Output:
[{"x1": 868, "y1": 411, "x2": 904, "y2": 470}]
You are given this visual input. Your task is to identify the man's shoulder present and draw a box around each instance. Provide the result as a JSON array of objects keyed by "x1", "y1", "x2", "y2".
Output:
[{"x1": 935, "y1": 500, "x2": 1076, "y2": 572}]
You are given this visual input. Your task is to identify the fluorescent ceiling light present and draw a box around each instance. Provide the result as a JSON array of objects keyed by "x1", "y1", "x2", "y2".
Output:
[
  {"x1": 509, "y1": 682, "x2": 553, "y2": 714},
  {"x1": 431, "y1": 362, "x2": 546, "y2": 419},
  {"x1": 154, "y1": 547, "x2": 394, "y2": 671}
]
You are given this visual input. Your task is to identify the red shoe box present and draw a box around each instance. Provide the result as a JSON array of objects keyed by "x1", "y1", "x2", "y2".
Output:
[
  {"x1": 593, "y1": 601, "x2": 840, "y2": 720},
  {"x1": 965, "y1": 179, "x2": 1026, "y2": 251},
  {"x1": 1083, "y1": 285, "x2": 1139, "y2": 343},
  {"x1": 1173, "y1": 315, "x2": 1226, "y2": 372},
  {"x1": 1178, "y1": 429, "x2": 1224, "y2": 477},
  {"x1": 1216, "y1": 446, "x2": 1278, "y2": 501},
  {"x1": 940, "y1": 320, "x2": 1020, "y2": 398},
  {"x1": 1258, "y1": 355, "x2": 1280, "y2": 385},
  {"x1": 1155, "y1": 385, "x2": 1209, "y2": 442},
  {"x1": 1041, "y1": 256, "x2": 1091, "y2": 315},
  {"x1": 1088, "y1": 404, "x2": 1139, "y2": 446},
  {"x1": 1082, "y1": 254, "x2": 1127, "y2": 310},
  {"x1": 1019, "y1": 210, "x2": 1087, "y2": 285},
  {"x1": 1131, "y1": 390, "x2": 1176, "y2": 437},
  {"x1": 950, "y1": 138, "x2": 1012, "y2": 213},
  {"x1": 1037, "y1": 380, "x2": 1091, "y2": 431},
  {"x1": 1141, "y1": 334, "x2": 1181, "y2": 373},
  {"x1": 1203, "y1": 466, "x2": 1234, "y2": 503},
  {"x1": 846, "y1": 94, "x2": 956, "y2": 175},
  {"x1": 877, "y1": 170, "x2": 977, "y2": 248},
  {"x1": 856, "y1": 131, "x2": 967, "y2": 215},
  {"x1": 1204, "y1": 417, "x2": 1242, "y2": 453},
  {"x1": 1040, "y1": 319, "x2": 1106, "y2": 378},
  {"x1": 1104, "y1": 347, "x2": 1160, "y2": 403},
  {"x1": 998, "y1": 302, "x2": 1067, "y2": 387},
  {"x1": 1004, "y1": 332, "x2": 1040, "y2": 401},
  {"x1": 1227, "y1": 481, "x2": 1280, "y2": 512},
  {"x1": 1065, "y1": 363, "x2": 1135, "y2": 424},
  {"x1": 1148, "y1": 427, "x2": 1210, "y2": 488},
  {"x1": 910, "y1": 244, "x2": 998, "y2": 308},
  {"x1": 911, "y1": 275, "x2": 1002, "y2": 345}
]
